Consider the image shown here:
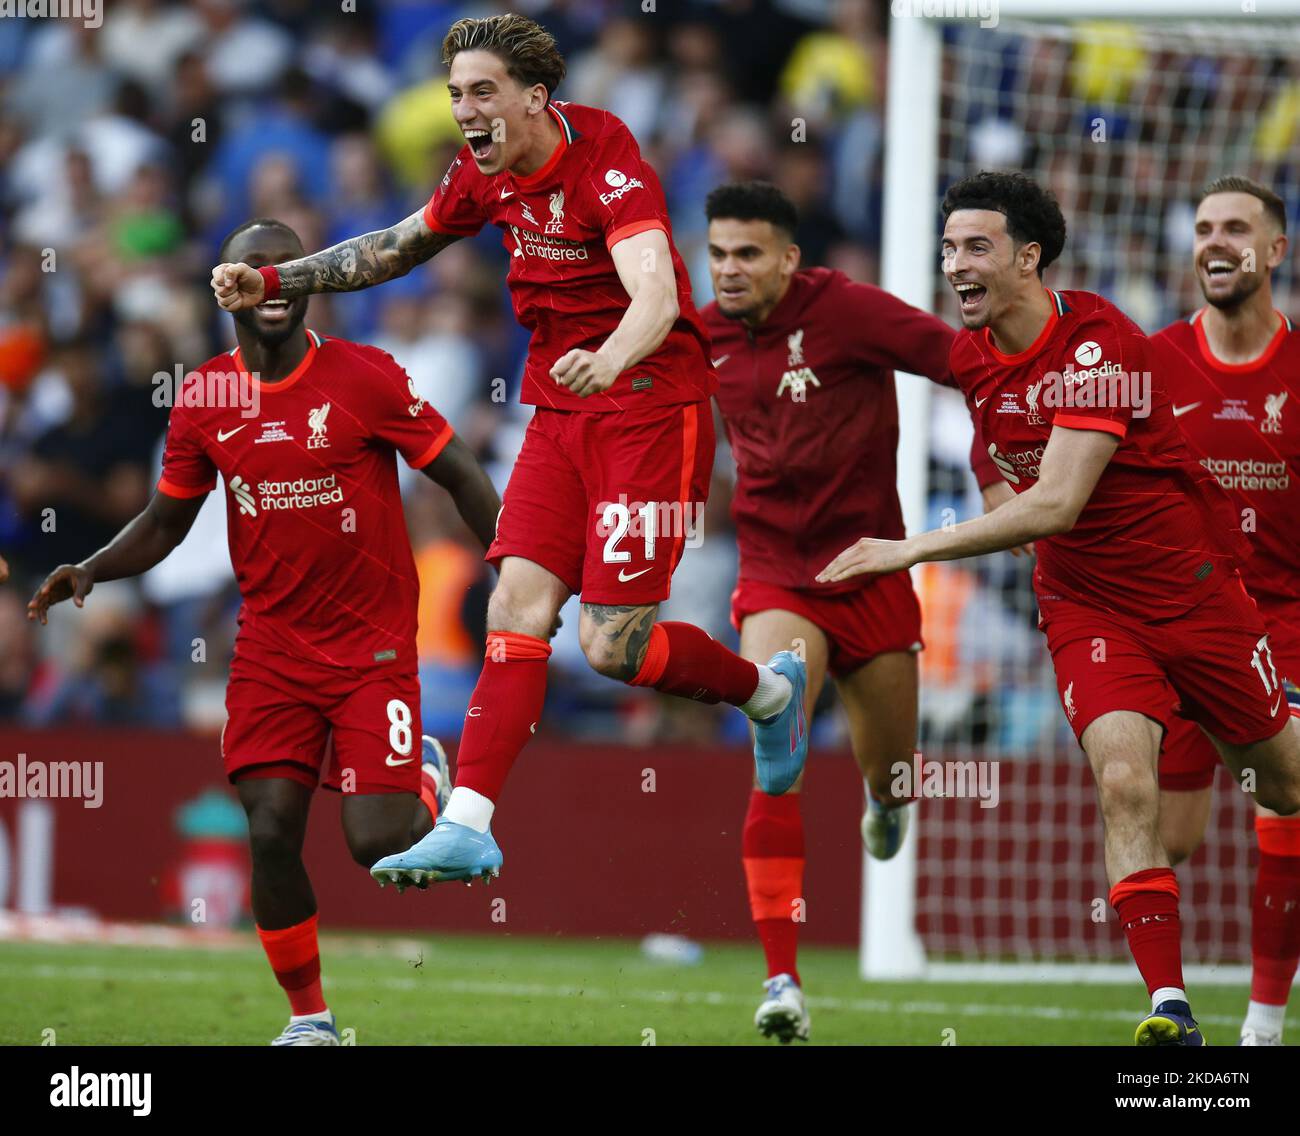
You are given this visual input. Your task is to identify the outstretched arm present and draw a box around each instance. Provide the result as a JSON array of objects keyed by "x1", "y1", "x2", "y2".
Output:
[
  {"x1": 420, "y1": 435, "x2": 501, "y2": 551},
  {"x1": 28, "y1": 491, "x2": 205, "y2": 623},
  {"x1": 211, "y1": 210, "x2": 462, "y2": 311},
  {"x1": 817, "y1": 425, "x2": 1118, "y2": 583}
]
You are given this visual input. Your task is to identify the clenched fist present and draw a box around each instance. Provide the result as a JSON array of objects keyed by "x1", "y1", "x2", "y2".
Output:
[{"x1": 211, "y1": 262, "x2": 265, "y2": 312}]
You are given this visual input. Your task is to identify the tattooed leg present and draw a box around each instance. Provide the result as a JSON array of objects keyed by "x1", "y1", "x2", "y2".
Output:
[{"x1": 579, "y1": 603, "x2": 659, "y2": 681}]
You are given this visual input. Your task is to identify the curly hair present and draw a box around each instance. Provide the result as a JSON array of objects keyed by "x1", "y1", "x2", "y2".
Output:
[
  {"x1": 442, "y1": 14, "x2": 566, "y2": 100},
  {"x1": 705, "y1": 181, "x2": 798, "y2": 238},
  {"x1": 942, "y1": 171, "x2": 1067, "y2": 277}
]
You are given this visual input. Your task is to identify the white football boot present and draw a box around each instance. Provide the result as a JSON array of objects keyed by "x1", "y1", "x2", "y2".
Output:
[
  {"x1": 755, "y1": 973, "x2": 811, "y2": 1043},
  {"x1": 861, "y1": 795, "x2": 911, "y2": 860},
  {"x1": 270, "y1": 1013, "x2": 341, "y2": 1046}
]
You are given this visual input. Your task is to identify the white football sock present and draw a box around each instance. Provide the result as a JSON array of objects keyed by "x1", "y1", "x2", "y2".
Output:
[
  {"x1": 289, "y1": 1009, "x2": 332, "y2": 1024},
  {"x1": 739, "y1": 665, "x2": 792, "y2": 721},
  {"x1": 1242, "y1": 999, "x2": 1286, "y2": 1039},
  {"x1": 1151, "y1": 986, "x2": 1188, "y2": 1011},
  {"x1": 444, "y1": 786, "x2": 494, "y2": 833}
]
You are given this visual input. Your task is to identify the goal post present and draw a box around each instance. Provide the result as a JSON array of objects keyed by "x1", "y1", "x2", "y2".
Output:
[{"x1": 867, "y1": 1, "x2": 1300, "y2": 981}]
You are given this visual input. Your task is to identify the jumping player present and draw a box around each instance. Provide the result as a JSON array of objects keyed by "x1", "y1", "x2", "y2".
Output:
[
  {"x1": 819, "y1": 171, "x2": 1300, "y2": 1046},
  {"x1": 701, "y1": 180, "x2": 1000, "y2": 1042},
  {"x1": 1152, "y1": 176, "x2": 1300, "y2": 1045},
  {"x1": 30, "y1": 219, "x2": 501, "y2": 1045},
  {"x1": 209, "y1": 15, "x2": 809, "y2": 889}
]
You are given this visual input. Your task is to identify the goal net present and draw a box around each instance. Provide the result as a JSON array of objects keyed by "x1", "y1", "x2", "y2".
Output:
[{"x1": 869, "y1": 2, "x2": 1300, "y2": 978}]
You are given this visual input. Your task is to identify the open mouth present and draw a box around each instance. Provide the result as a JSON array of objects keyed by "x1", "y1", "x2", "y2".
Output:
[
  {"x1": 954, "y1": 280, "x2": 987, "y2": 312},
  {"x1": 256, "y1": 298, "x2": 291, "y2": 321},
  {"x1": 718, "y1": 283, "x2": 748, "y2": 302},
  {"x1": 464, "y1": 128, "x2": 495, "y2": 159},
  {"x1": 1202, "y1": 257, "x2": 1237, "y2": 279}
]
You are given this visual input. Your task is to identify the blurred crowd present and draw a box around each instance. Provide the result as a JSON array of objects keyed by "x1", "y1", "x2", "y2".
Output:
[
  {"x1": 0, "y1": 0, "x2": 894, "y2": 743},
  {"x1": 0, "y1": 1, "x2": 1297, "y2": 754}
]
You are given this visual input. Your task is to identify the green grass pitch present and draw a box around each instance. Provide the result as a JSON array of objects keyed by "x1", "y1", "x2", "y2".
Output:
[{"x1": 0, "y1": 934, "x2": 1289, "y2": 1045}]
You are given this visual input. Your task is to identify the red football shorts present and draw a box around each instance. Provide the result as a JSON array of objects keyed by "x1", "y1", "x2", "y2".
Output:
[
  {"x1": 730, "y1": 570, "x2": 923, "y2": 677},
  {"x1": 1039, "y1": 573, "x2": 1293, "y2": 750},
  {"x1": 223, "y1": 647, "x2": 422, "y2": 794},
  {"x1": 1160, "y1": 645, "x2": 1300, "y2": 791},
  {"x1": 487, "y1": 401, "x2": 714, "y2": 605}
]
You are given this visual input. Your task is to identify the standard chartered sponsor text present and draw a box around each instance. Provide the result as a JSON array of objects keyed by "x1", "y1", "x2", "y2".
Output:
[
  {"x1": 1201, "y1": 456, "x2": 1290, "y2": 492},
  {"x1": 258, "y1": 473, "x2": 345, "y2": 510}
]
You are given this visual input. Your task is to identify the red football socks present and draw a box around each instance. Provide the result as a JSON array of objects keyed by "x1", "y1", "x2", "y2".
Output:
[
  {"x1": 742, "y1": 790, "x2": 805, "y2": 985},
  {"x1": 628, "y1": 621, "x2": 760, "y2": 705},
  {"x1": 257, "y1": 912, "x2": 326, "y2": 1016},
  {"x1": 418, "y1": 764, "x2": 441, "y2": 826},
  {"x1": 1110, "y1": 868, "x2": 1184, "y2": 997},
  {"x1": 1250, "y1": 817, "x2": 1300, "y2": 1007},
  {"x1": 453, "y1": 631, "x2": 551, "y2": 803}
]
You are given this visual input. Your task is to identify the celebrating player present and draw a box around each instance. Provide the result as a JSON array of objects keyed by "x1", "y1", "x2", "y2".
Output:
[
  {"x1": 1151, "y1": 176, "x2": 1300, "y2": 1045},
  {"x1": 209, "y1": 15, "x2": 809, "y2": 889},
  {"x1": 30, "y1": 219, "x2": 501, "y2": 1045},
  {"x1": 819, "y1": 171, "x2": 1300, "y2": 1046},
  {"x1": 701, "y1": 180, "x2": 1000, "y2": 1042}
]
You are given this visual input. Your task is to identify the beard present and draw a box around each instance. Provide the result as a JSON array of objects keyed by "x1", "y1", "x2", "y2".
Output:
[
  {"x1": 232, "y1": 302, "x2": 307, "y2": 348},
  {"x1": 1202, "y1": 268, "x2": 1264, "y2": 312}
]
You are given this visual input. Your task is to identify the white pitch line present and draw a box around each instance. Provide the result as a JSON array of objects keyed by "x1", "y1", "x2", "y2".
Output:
[{"x1": 0, "y1": 962, "x2": 1291, "y2": 1031}]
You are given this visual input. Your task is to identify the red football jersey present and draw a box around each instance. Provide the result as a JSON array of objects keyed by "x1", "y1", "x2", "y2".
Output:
[
  {"x1": 423, "y1": 100, "x2": 714, "y2": 412},
  {"x1": 704, "y1": 268, "x2": 996, "y2": 591},
  {"x1": 1154, "y1": 310, "x2": 1300, "y2": 657},
  {"x1": 158, "y1": 330, "x2": 453, "y2": 667},
  {"x1": 951, "y1": 289, "x2": 1245, "y2": 621}
]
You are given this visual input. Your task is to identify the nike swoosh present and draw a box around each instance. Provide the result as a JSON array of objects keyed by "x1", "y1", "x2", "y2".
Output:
[
  {"x1": 1271, "y1": 693, "x2": 1283, "y2": 716},
  {"x1": 1172, "y1": 402, "x2": 1202, "y2": 417},
  {"x1": 618, "y1": 567, "x2": 653, "y2": 582},
  {"x1": 500, "y1": 188, "x2": 514, "y2": 199},
  {"x1": 974, "y1": 395, "x2": 989, "y2": 408},
  {"x1": 710, "y1": 355, "x2": 731, "y2": 368},
  {"x1": 385, "y1": 754, "x2": 414, "y2": 767},
  {"x1": 217, "y1": 425, "x2": 248, "y2": 442}
]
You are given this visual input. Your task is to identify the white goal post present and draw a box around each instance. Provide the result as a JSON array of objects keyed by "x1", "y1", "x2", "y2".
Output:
[{"x1": 868, "y1": 0, "x2": 1300, "y2": 981}]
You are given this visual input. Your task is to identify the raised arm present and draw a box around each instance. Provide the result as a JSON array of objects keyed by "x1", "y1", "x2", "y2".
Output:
[
  {"x1": 27, "y1": 491, "x2": 205, "y2": 623},
  {"x1": 211, "y1": 209, "x2": 462, "y2": 312}
]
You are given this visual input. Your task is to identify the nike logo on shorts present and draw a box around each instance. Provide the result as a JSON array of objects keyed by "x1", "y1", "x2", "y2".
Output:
[
  {"x1": 618, "y1": 567, "x2": 652, "y2": 582},
  {"x1": 385, "y1": 754, "x2": 414, "y2": 767}
]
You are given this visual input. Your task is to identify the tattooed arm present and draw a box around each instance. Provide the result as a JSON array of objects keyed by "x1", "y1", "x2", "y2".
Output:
[{"x1": 211, "y1": 210, "x2": 461, "y2": 311}]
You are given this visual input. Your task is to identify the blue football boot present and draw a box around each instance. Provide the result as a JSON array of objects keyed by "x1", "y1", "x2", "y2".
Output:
[
  {"x1": 371, "y1": 816, "x2": 502, "y2": 889},
  {"x1": 751, "y1": 650, "x2": 808, "y2": 796}
]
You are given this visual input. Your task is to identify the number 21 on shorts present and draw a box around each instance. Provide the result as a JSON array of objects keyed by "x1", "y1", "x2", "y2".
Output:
[{"x1": 601, "y1": 500, "x2": 658, "y2": 563}]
